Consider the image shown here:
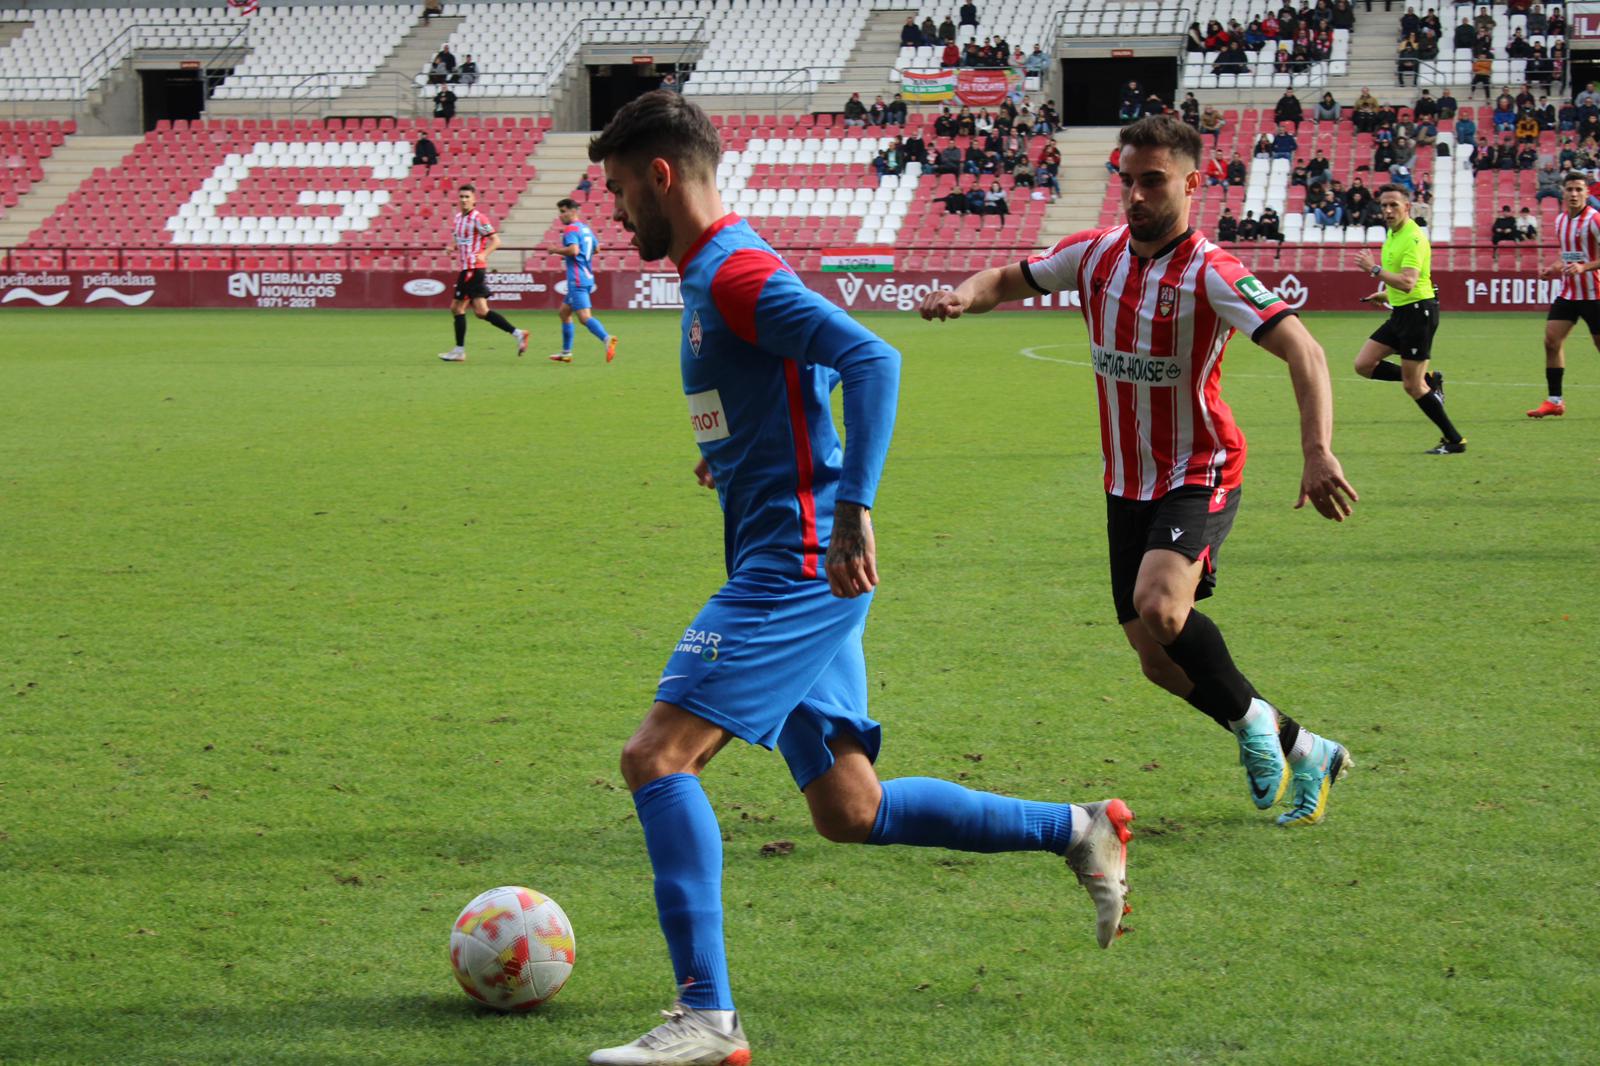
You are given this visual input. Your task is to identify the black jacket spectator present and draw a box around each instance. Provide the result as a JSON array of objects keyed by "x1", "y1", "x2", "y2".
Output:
[
  {"x1": 902, "y1": 18, "x2": 923, "y2": 46},
  {"x1": 1275, "y1": 90, "x2": 1304, "y2": 128},
  {"x1": 887, "y1": 95, "x2": 908, "y2": 125},
  {"x1": 1226, "y1": 155, "x2": 1247, "y2": 184},
  {"x1": 433, "y1": 87, "x2": 457, "y2": 123},
  {"x1": 934, "y1": 109, "x2": 956, "y2": 137},
  {"x1": 1331, "y1": 0, "x2": 1355, "y2": 30},
  {"x1": 1217, "y1": 210, "x2": 1239, "y2": 241},
  {"x1": 412, "y1": 135, "x2": 438, "y2": 168},
  {"x1": 1258, "y1": 207, "x2": 1283, "y2": 240},
  {"x1": 939, "y1": 17, "x2": 957, "y2": 42},
  {"x1": 934, "y1": 145, "x2": 962, "y2": 174},
  {"x1": 1453, "y1": 18, "x2": 1476, "y2": 49},
  {"x1": 960, "y1": 3, "x2": 978, "y2": 28},
  {"x1": 902, "y1": 135, "x2": 928, "y2": 165},
  {"x1": 1414, "y1": 91, "x2": 1437, "y2": 121},
  {"x1": 1374, "y1": 143, "x2": 1395, "y2": 170},
  {"x1": 1238, "y1": 213, "x2": 1260, "y2": 240},
  {"x1": 1400, "y1": 7, "x2": 1420, "y2": 37},
  {"x1": 1491, "y1": 210, "x2": 1519, "y2": 243}
]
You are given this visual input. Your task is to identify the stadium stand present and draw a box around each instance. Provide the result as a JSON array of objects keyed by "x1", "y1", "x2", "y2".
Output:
[
  {"x1": 12, "y1": 116, "x2": 546, "y2": 271},
  {"x1": 424, "y1": 0, "x2": 871, "y2": 100},
  {"x1": 0, "y1": 120, "x2": 69, "y2": 218},
  {"x1": 0, "y1": 4, "x2": 413, "y2": 103},
  {"x1": 542, "y1": 114, "x2": 1050, "y2": 273}
]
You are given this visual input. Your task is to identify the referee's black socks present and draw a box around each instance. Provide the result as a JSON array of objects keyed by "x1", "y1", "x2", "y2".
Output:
[
  {"x1": 1366, "y1": 360, "x2": 1404, "y2": 381},
  {"x1": 1415, "y1": 389, "x2": 1463, "y2": 442}
]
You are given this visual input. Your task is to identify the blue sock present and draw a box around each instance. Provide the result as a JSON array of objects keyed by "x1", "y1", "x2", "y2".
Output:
[
  {"x1": 866, "y1": 777, "x2": 1074, "y2": 854},
  {"x1": 560, "y1": 321, "x2": 575, "y2": 351},
  {"x1": 584, "y1": 316, "x2": 610, "y2": 341},
  {"x1": 633, "y1": 773, "x2": 734, "y2": 1011}
]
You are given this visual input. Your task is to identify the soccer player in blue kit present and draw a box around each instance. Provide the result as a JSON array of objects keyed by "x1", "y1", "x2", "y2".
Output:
[
  {"x1": 548, "y1": 198, "x2": 619, "y2": 363},
  {"x1": 584, "y1": 91, "x2": 1135, "y2": 1066}
]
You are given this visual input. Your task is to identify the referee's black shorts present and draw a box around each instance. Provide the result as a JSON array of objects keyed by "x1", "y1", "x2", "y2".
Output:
[
  {"x1": 454, "y1": 268, "x2": 491, "y2": 300},
  {"x1": 1370, "y1": 297, "x2": 1439, "y2": 361},
  {"x1": 1547, "y1": 296, "x2": 1600, "y2": 335}
]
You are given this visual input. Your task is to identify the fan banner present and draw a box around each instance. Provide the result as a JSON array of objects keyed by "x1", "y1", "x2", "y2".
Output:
[
  {"x1": 955, "y1": 68, "x2": 1019, "y2": 106},
  {"x1": 820, "y1": 247, "x2": 895, "y2": 273},
  {"x1": 900, "y1": 68, "x2": 957, "y2": 102}
]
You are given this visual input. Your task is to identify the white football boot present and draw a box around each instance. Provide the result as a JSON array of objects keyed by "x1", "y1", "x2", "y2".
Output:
[
  {"x1": 589, "y1": 1001, "x2": 751, "y2": 1066},
  {"x1": 1064, "y1": 798, "x2": 1135, "y2": 948},
  {"x1": 438, "y1": 347, "x2": 466, "y2": 362}
]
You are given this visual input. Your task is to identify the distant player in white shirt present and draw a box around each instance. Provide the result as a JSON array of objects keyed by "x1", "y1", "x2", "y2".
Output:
[
  {"x1": 439, "y1": 183, "x2": 529, "y2": 362},
  {"x1": 920, "y1": 115, "x2": 1359, "y2": 828},
  {"x1": 1530, "y1": 172, "x2": 1600, "y2": 416}
]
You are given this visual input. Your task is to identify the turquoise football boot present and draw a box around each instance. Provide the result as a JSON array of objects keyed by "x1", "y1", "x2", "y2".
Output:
[
  {"x1": 1235, "y1": 699, "x2": 1290, "y2": 810},
  {"x1": 1277, "y1": 735, "x2": 1353, "y2": 827}
]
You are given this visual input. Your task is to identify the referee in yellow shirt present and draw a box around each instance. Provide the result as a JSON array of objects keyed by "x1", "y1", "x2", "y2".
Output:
[{"x1": 1351, "y1": 184, "x2": 1466, "y2": 454}]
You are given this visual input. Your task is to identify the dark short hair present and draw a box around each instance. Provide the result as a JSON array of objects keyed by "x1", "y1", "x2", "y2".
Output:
[
  {"x1": 1377, "y1": 183, "x2": 1410, "y2": 201},
  {"x1": 1564, "y1": 170, "x2": 1591, "y2": 185},
  {"x1": 556, "y1": 197, "x2": 578, "y2": 210},
  {"x1": 458, "y1": 183, "x2": 477, "y2": 194},
  {"x1": 1117, "y1": 113, "x2": 1203, "y2": 170},
  {"x1": 588, "y1": 90, "x2": 722, "y2": 180}
]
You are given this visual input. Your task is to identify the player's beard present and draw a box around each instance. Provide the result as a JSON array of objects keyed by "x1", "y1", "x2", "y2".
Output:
[
  {"x1": 628, "y1": 189, "x2": 674, "y2": 262},
  {"x1": 1126, "y1": 203, "x2": 1179, "y2": 243}
]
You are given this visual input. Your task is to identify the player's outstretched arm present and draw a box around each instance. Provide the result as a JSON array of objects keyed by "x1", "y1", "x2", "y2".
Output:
[
  {"x1": 1256, "y1": 315, "x2": 1359, "y2": 522},
  {"x1": 920, "y1": 262, "x2": 1037, "y2": 320}
]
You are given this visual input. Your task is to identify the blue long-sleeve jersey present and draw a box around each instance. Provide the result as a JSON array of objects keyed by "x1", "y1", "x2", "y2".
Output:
[
  {"x1": 563, "y1": 220, "x2": 597, "y2": 289},
  {"x1": 676, "y1": 215, "x2": 900, "y2": 578}
]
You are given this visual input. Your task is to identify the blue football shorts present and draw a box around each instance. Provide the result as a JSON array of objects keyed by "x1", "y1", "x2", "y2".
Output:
[
  {"x1": 654, "y1": 566, "x2": 881, "y2": 791},
  {"x1": 564, "y1": 284, "x2": 593, "y2": 311}
]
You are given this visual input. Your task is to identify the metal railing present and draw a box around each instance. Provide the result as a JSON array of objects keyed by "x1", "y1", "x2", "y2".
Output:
[
  {"x1": 0, "y1": 241, "x2": 1547, "y2": 275},
  {"x1": 0, "y1": 20, "x2": 249, "y2": 120}
]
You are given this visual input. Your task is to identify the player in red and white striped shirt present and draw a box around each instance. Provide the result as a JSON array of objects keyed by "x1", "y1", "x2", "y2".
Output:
[
  {"x1": 1530, "y1": 172, "x2": 1600, "y2": 416},
  {"x1": 439, "y1": 183, "x2": 529, "y2": 362},
  {"x1": 921, "y1": 115, "x2": 1359, "y2": 827}
]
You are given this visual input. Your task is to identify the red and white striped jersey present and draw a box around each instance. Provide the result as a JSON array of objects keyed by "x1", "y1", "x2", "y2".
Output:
[
  {"x1": 1555, "y1": 205, "x2": 1600, "y2": 300},
  {"x1": 1023, "y1": 225, "x2": 1293, "y2": 501},
  {"x1": 453, "y1": 208, "x2": 496, "y2": 271}
]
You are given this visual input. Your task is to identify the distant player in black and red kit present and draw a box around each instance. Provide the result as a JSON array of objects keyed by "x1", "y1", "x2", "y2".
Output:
[
  {"x1": 921, "y1": 115, "x2": 1360, "y2": 828},
  {"x1": 439, "y1": 183, "x2": 529, "y2": 362},
  {"x1": 1530, "y1": 172, "x2": 1600, "y2": 417}
]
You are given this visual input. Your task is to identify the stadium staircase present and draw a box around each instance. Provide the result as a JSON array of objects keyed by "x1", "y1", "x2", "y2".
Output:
[
  {"x1": 334, "y1": 13, "x2": 466, "y2": 116},
  {"x1": 496, "y1": 131, "x2": 593, "y2": 269},
  {"x1": 809, "y1": 7, "x2": 918, "y2": 114},
  {"x1": 1342, "y1": 12, "x2": 1412, "y2": 93},
  {"x1": 0, "y1": 18, "x2": 30, "y2": 49},
  {"x1": 0, "y1": 134, "x2": 142, "y2": 251},
  {"x1": 1050, "y1": 128, "x2": 1115, "y2": 236}
]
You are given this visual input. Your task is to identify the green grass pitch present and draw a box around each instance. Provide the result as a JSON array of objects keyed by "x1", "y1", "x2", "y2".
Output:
[{"x1": 1, "y1": 308, "x2": 1596, "y2": 1064}]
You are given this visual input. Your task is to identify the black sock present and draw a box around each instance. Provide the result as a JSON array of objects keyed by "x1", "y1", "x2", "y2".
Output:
[
  {"x1": 1186, "y1": 674, "x2": 1303, "y2": 753},
  {"x1": 1160, "y1": 610, "x2": 1255, "y2": 728},
  {"x1": 483, "y1": 310, "x2": 517, "y2": 334},
  {"x1": 453, "y1": 314, "x2": 466, "y2": 347},
  {"x1": 1416, "y1": 390, "x2": 1462, "y2": 442},
  {"x1": 1548, "y1": 366, "x2": 1564, "y2": 398},
  {"x1": 1368, "y1": 360, "x2": 1404, "y2": 381}
]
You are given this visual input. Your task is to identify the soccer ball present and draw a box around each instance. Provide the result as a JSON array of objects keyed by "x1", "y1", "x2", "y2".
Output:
[{"x1": 449, "y1": 885, "x2": 575, "y2": 1011}]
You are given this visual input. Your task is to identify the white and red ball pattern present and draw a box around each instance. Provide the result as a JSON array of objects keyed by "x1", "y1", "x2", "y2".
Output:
[{"x1": 450, "y1": 886, "x2": 575, "y2": 1011}]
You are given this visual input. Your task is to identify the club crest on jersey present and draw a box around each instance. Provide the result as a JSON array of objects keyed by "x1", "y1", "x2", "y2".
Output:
[
  {"x1": 1157, "y1": 284, "x2": 1177, "y2": 319},
  {"x1": 688, "y1": 310, "x2": 703, "y2": 357}
]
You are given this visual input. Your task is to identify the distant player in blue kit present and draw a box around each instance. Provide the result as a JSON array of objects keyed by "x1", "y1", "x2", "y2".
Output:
[
  {"x1": 585, "y1": 90, "x2": 1134, "y2": 1066},
  {"x1": 548, "y1": 198, "x2": 618, "y2": 363}
]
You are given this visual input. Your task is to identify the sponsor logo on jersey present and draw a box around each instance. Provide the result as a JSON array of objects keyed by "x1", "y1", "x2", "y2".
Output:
[
  {"x1": 1090, "y1": 345, "x2": 1185, "y2": 386},
  {"x1": 1234, "y1": 274, "x2": 1282, "y2": 310},
  {"x1": 674, "y1": 628, "x2": 723, "y2": 661},
  {"x1": 688, "y1": 388, "x2": 730, "y2": 442}
]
